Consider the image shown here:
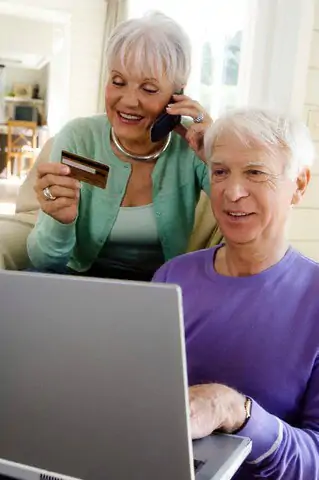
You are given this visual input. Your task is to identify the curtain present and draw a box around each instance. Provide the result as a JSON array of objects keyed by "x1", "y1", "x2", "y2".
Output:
[
  {"x1": 97, "y1": 0, "x2": 128, "y2": 113},
  {"x1": 0, "y1": 66, "x2": 5, "y2": 123}
]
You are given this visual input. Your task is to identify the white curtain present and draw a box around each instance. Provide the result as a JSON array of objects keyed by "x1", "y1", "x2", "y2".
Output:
[
  {"x1": 0, "y1": 66, "x2": 5, "y2": 123},
  {"x1": 97, "y1": 0, "x2": 128, "y2": 113}
]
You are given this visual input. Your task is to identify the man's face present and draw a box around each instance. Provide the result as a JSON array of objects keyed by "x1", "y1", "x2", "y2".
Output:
[{"x1": 209, "y1": 132, "x2": 309, "y2": 246}]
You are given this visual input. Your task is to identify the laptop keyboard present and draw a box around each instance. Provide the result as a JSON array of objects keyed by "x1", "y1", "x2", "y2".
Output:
[{"x1": 194, "y1": 459, "x2": 205, "y2": 473}]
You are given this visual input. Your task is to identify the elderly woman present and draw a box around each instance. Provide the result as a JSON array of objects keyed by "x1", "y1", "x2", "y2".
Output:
[
  {"x1": 153, "y1": 108, "x2": 319, "y2": 479},
  {"x1": 26, "y1": 11, "x2": 217, "y2": 281}
]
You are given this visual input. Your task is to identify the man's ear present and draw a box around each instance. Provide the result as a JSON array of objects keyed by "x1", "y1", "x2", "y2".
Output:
[{"x1": 291, "y1": 167, "x2": 311, "y2": 206}]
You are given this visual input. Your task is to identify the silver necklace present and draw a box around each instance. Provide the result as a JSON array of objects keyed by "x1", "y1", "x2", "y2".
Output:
[{"x1": 111, "y1": 127, "x2": 171, "y2": 162}]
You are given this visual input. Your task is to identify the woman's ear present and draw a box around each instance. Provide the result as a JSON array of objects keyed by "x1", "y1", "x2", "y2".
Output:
[{"x1": 291, "y1": 167, "x2": 311, "y2": 206}]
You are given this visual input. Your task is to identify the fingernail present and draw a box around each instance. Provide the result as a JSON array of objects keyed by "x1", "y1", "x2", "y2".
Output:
[
  {"x1": 166, "y1": 105, "x2": 172, "y2": 109},
  {"x1": 61, "y1": 165, "x2": 70, "y2": 174}
]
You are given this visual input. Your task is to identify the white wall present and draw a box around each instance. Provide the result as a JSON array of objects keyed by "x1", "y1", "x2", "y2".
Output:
[
  {"x1": 1, "y1": 0, "x2": 106, "y2": 125},
  {"x1": 0, "y1": 13, "x2": 55, "y2": 57},
  {"x1": 290, "y1": 0, "x2": 319, "y2": 261}
]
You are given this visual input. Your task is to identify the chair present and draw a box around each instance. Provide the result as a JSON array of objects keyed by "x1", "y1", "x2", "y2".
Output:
[{"x1": 6, "y1": 120, "x2": 37, "y2": 178}]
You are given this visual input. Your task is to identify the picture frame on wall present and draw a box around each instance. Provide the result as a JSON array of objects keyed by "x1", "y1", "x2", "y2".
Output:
[{"x1": 12, "y1": 83, "x2": 33, "y2": 98}]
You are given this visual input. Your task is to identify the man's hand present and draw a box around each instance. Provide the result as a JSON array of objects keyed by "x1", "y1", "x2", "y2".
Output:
[{"x1": 189, "y1": 384, "x2": 247, "y2": 439}]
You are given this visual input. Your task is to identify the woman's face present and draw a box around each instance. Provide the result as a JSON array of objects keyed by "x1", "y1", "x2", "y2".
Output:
[{"x1": 105, "y1": 61, "x2": 175, "y2": 145}]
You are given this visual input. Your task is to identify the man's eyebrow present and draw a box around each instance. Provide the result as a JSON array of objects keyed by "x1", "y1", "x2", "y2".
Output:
[
  {"x1": 245, "y1": 161, "x2": 268, "y2": 168},
  {"x1": 210, "y1": 159, "x2": 269, "y2": 167},
  {"x1": 210, "y1": 159, "x2": 225, "y2": 165}
]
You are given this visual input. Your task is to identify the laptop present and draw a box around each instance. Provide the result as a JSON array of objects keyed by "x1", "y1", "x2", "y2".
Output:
[{"x1": 0, "y1": 271, "x2": 251, "y2": 480}]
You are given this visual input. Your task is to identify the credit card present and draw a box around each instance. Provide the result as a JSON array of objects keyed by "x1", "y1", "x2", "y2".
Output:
[{"x1": 61, "y1": 150, "x2": 109, "y2": 189}]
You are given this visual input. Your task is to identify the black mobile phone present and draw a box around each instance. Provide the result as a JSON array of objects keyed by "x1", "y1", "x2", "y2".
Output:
[{"x1": 150, "y1": 89, "x2": 183, "y2": 143}]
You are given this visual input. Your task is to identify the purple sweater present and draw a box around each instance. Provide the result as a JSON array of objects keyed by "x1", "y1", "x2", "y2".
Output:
[{"x1": 153, "y1": 246, "x2": 319, "y2": 479}]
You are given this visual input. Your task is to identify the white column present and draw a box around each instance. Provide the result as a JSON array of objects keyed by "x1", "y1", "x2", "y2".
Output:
[{"x1": 46, "y1": 22, "x2": 71, "y2": 136}]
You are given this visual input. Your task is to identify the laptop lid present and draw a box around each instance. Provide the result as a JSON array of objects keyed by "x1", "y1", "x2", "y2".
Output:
[
  {"x1": 0, "y1": 271, "x2": 251, "y2": 480},
  {"x1": 0, "y1": 271, "x2": 194, "y2": 480}
]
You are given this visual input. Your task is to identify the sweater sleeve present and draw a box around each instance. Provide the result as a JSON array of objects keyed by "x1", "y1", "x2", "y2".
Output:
[
  {"x1": 27, "y1": 121, "x2": 79, "y2": 269},
  {"x1": 241, "y1": 355, "x2": 319, "y2": 479}
]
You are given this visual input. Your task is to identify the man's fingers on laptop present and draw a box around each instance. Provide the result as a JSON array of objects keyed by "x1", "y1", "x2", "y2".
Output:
[
  {"x1": 189, "y1": 391, "x2": 218, "y2": 439},
  {"x1": 189, "y1": 384, "x2": 247, "y2": 439}
]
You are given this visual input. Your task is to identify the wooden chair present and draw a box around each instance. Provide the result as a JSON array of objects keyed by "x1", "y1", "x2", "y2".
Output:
[{"x1": 6, "y1": 120, "x2": 37, "y2": 178}]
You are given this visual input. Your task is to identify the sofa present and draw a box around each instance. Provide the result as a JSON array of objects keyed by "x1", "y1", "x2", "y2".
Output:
[{"x1": 0, "y1": 138, "x2": 222, "y2": 270}]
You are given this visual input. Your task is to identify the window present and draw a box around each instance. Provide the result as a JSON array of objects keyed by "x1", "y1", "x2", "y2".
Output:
[{"x1": 128, "y1": 0, "x2": 251, "y2": 117}]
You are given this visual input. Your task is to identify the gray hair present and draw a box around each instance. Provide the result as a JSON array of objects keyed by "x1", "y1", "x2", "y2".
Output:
[
  {"x1": 105, "y1": 11, "x2": 191, "y2": 87},
  {"x1": 204, "y1": 108, "x2": 315, "y2": 178}
]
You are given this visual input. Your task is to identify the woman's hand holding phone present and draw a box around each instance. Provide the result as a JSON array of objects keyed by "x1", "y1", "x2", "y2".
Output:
[{"x1": 166, "y1": 93, "x2": 213, "y2": 163}]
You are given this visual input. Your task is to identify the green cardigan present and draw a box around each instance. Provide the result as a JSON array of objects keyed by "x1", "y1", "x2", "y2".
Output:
[{"x1": 27, "y1": 115, "x2": 211, "y2": 271}]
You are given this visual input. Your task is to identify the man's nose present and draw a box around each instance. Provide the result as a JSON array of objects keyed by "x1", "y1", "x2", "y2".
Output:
[{"x1": 223, "y1": 177, "x2": 249, "y2": 202}]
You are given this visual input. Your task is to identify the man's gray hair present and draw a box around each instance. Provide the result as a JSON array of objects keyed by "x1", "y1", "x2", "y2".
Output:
[
  {"x1": 105, "y1": 11, "x2": 191, "y2": 87},
  {"x1": 204, "y1": 108, "x2": 316, "y2": 178}
]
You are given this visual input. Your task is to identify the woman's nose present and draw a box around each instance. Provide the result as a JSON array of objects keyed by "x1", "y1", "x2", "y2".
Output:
[{"x1": 121, "y1": 91, "x2": 139, "y2": 108}]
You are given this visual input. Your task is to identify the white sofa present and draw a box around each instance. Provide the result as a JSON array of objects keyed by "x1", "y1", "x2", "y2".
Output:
[{"x1": 0, "y1": 138, "x2": 53, "y2": 269}]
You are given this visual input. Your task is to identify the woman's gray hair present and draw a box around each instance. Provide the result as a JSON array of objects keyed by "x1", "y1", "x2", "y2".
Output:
[
  {"x1": 204, "y1": 108, "x2": 316, "y2": 178},
  {"x1": 105, "y1": 11, "x2": 191, "y2": 87}
]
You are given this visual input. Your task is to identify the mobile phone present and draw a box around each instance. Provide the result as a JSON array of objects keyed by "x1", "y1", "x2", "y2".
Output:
[{"x1": 150, "y1": 89, "x2": 183, "y2": 143}]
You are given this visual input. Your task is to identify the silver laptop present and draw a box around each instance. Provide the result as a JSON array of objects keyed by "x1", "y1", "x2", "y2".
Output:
[{"x1": 0, "y1": 270, "x2": 251, "y2": 480}]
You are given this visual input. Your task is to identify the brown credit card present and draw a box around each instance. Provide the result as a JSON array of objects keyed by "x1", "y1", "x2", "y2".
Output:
[{"x1": 61, "y1": 150, "x2": 109, "y2": 189}]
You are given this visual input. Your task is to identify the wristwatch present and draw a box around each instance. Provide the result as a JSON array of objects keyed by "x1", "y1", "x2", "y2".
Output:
[{"x1": 233, "y1": 396, "x2": 252, "y2": 434}]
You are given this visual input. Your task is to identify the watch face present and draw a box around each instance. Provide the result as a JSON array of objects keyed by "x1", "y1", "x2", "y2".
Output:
[{"x1": 246, "y1": 397, "x2": 252, "y2": 418}]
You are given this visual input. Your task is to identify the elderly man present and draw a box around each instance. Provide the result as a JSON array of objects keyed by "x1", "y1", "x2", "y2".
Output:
[{"x1": 153, "y1": 108, "x2": 319, "y2": 479}]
